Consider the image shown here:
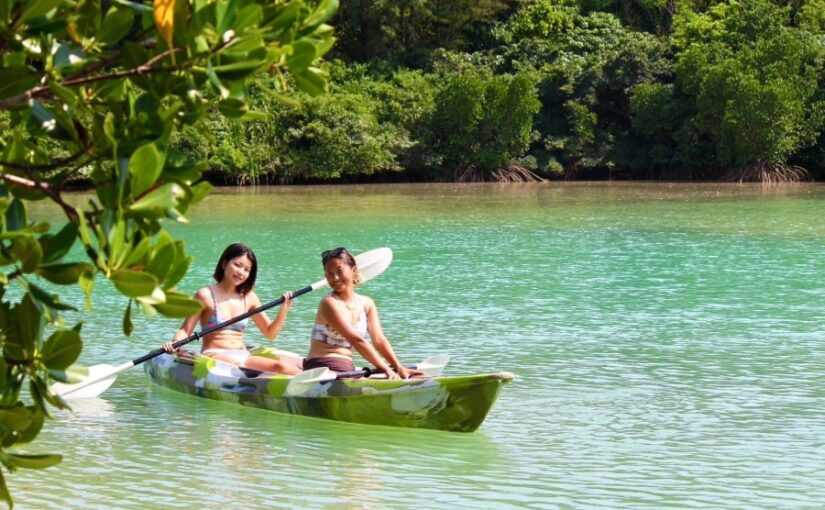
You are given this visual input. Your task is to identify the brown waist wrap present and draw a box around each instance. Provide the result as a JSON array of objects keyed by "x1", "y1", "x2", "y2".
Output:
[{"x1": 303, "y1": 357, "x2": 357, "y2": 373}]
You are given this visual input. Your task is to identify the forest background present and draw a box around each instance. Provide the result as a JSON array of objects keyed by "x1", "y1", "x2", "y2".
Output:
[
  {"x1": 175, "y1": 0, "x2": 825, "y2": 183},
  {"x1": 4, "y1": 0, "x2": 825, "y2": 183}
]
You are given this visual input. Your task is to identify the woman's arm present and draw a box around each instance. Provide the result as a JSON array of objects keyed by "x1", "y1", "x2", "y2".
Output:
[
  {"x1": 250, "y1": 291, "x2": 293, "y2": 340},
  {"x1": 162, "y1": 288, "x2": 209, "y2": 352},
  {"x1": 363, "y1": 297, "x2": 421, "y2": 379},
  {"x1": 318, "y1": 297, "x2": 398, "y2": 379}
]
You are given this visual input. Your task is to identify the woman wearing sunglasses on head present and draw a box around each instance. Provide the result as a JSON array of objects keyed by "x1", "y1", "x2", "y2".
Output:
[
  {"x1": 305, "y1": 247, "x2": 422, "y2": 380},
  {"x1": 161, "y1": 243, "x2": 302, "y2": 375}
]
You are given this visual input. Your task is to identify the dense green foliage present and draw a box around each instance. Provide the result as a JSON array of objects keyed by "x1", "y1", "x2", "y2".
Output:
[
  {"x1": 0, "y1": 0, "x2": 335, "y2": 506},
  {"x1": 175, "y1": 0, "x2": 825, "y2": 183}
]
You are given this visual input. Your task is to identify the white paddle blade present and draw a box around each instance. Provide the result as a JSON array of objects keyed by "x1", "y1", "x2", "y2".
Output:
[
  {"x1": 309, "y1": 247, "x2": 394, "y2": 291},
  {"x1": 285, "y1": 367, "x2": 336, "y2": 396},
  {"x1": 417, "y1": 355, "x2": 450, "y2": 376},
  {"x1": 355, "y1": 247, "x2": 393, "y2": 283},
  {"x1": 52, "y1": 364, "x2": 118, "y2": 400}
]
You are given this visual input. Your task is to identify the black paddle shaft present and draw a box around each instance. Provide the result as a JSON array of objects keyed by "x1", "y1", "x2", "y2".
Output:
[{"x1": 131, "y1": 284, "x2": 315, "y2": 366}]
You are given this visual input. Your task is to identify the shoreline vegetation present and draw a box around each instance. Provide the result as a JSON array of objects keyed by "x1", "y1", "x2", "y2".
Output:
[
  {"x1": 7, "y1": 1, "x2": 824, "y2": 187},
  {"x1": 154, "y1": 0, "x2": 825, "y2": 184}
]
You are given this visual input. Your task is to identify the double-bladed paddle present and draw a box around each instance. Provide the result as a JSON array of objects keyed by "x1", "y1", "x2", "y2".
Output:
[
  {"x1": 53, "y1": 247, "x2": 394, "y2": 400},
  {"x1": 285, "y1": 354, "x2": 450, "y2": 396}
]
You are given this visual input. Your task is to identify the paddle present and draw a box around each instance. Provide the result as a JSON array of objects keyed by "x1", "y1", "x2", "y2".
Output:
[
  {"x1": 285, "y1": 354, "x2": 450, "y2": 397},
  {"x1": 53, "y1": 247, "x2": 394, "y2": 400}
]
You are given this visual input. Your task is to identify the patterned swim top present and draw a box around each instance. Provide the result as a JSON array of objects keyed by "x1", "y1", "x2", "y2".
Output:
[
  {"x1": 206, "y1": 286, "x2": 248, "y2": 332},
  {"x1": 311, "y1": 293, "x2": 367, "y2": 349}
]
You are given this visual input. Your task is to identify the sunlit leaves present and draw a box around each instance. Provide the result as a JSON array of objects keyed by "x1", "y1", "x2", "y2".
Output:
[
  {"x1": 129, "y1": 142, "x2": 166, "y2": 197},
  {"x1": 0, "y1": 0, "x2": 338, "y2": 505},
  {"x1": 41, "y1": 330, "x2": 83, "y2": 370},
  {"x1": 110, "y1": 269, "x2": 158, "y2": 298},
  {"x1": 154, "y1": 0, "x2": 175, "y2": 49},
  {"x1": 98, "y1": 7, "x2": 135, "y2": 46}
]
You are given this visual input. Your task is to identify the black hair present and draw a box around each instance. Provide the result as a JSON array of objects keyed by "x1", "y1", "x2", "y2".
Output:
[
  {"x1": 321, "y1": 247, "x2": 362, "y2": 285},
  {"x1": 213, "y1": 243, "x2": 257, "y2": 295}
]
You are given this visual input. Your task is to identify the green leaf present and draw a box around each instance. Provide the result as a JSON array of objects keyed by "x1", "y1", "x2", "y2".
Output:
[
  {"x1": 135, "y1": 286, "x2": 166, "y2": 305},
  {"x1": 27, "y1": 282, "x2": 78, "y2": 311},
  {"x1": 215, "y1": 0, "x2": 238, "y2": 35},
  {"x1": 30, "y1": 375, "x2": 68, "y2": 410},
  {"x1": 258, "y1": 85, "x2": 301, "y2": 107},
  {"x1": 301, "y1": 0, "x2": 338, "y2": 30},
  {"x1": 0, "y1": 406, "x2": 31, "y2": 431},
  {"x1": 0, "y1": 67, "x2": 38, "y2": 101},
  {"x1": 0, "y1": 471, "x2": 12, "y2": 510},
  {"x1": 37, "y1": 262, "x2": 93, "y2": 285},
  {"x1": 129, "y1": 183, "x2": 186, "y2": 221},
  {"x1": 206, "y1": 60, "x2": 230, "y2": 99},
  {"x1": 13, "y1": 294, "x2": 40, "y2": 361},
  {"x1": 265, "y1": 2, "x2": 300, "y2": 39},
  {"x1": 98, "y1": 6, "x2": 135, "y2": 45},
  {"x1": 41, "y1": 329, "x2": 82, "y2": 370},
  {"x1": 5, "y1": 198, "x2": 26, "y2": 231},
  {"x1": 233, "y1": 4, "x2": 262, "y2": 34},
  {"x1": 147, "y1": 240, "x2": 175, "y2": 283},
  {"x1": 110, "y1": 269, "x2": 158, "y2": 298},
  {"x1": 21, "y1": 0, "x2": 64, "y2": 20},
  {"x1": 292, "y1": 66, "x2": 328, "y2": 96},
  {"x1": 48, "y1": 363, "x2": 89, "y2": 384},
  {"x1": 163, "y1": 251, "x2": 191, "y2": 289},
  {"x1": 8, "y1": 453, "x2": 62, "y2": 470},
  {"x1": 78, "y1": 266, "x2": 95, "y2": 310},
  {"x1": 15, "y1": 405, "x2": 45, "y2": 444},
  {"x1": 129, "y1": 141, "x2": 166, "y2": 197},
  {"x1": 287, "y1": 40, "x2": 317, "y2": 72},
  {"x1": 188, "y1": 181, "x2": 212, "y2": 206},
  {"x1": 123, "y1": 236, "x2": 151, "y2": 268},
  {"x1": 154, "y1": 290, "x2": 202, "y2": 317},
  {"x1": 107, "y1": 217, "x2": 128, "y2": 269},
  {"x1": 212, "y1": 60, "x2": 265, "y2": 82},
  {"x1": 40, "y1": 221, "x2": 79, "y2": 263},
  {"x1": 123, "y1": 299, "x2": 133, "y2": 336},
  {"x1": 10, "y1": 235, "x2": 43, "y2": 273}
]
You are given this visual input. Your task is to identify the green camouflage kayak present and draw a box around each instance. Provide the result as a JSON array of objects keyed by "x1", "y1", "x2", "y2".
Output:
[{"x1": 144, "y1": 352, "x2": 514, "y2": 432}]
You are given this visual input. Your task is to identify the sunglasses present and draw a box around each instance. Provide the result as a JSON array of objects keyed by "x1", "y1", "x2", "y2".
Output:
[{"x1": 321, "y1": 247, "x2": 349, "y2": 262}]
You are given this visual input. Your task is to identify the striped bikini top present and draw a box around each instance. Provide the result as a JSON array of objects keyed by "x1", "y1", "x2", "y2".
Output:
[
  {"x1": 206, "y1": 286, "x2": 248, "y2": 333},
  {"x1": 311, "y1": 293, "x2": 367, "y2": 349}
]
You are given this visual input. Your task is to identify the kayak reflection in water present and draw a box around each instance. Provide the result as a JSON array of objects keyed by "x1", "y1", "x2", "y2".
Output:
[
  {"x1": 304, "y1": 247, "x2": 423, "y2": 380},
  {"x1": 161, "y1": 243, "x2": 302, "y2": 375}
]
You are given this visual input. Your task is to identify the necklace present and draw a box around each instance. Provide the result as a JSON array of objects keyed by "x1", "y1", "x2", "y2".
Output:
[{"x1": 335, "y1": 294, "x2": 356, "y2": 311}]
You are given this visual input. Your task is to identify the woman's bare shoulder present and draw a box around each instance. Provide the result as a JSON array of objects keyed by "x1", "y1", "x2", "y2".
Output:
[
  {"x1": 359, "y1": 294, "x2": 376, "y2": 309},
  {"x1": 193, "y1": 286, "x2": 213, "y2": 301},
  {"x1": 245, "y1": 290, "x2": 262, "y2": 308}
]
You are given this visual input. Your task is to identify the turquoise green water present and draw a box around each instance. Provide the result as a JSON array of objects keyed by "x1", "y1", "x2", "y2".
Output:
[{"x1": 17, "y1": 182, "x2": 825, "y2": 509}]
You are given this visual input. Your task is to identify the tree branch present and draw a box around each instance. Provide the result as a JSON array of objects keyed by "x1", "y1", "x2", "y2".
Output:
[
  {"x1": 0, "y1": 172, "x2": 80, "y2": 222},
  {"x1": 0, "y1": 47, "x2": 183, "y2": 110},
  {"x1": 0, "y1": 150, "x2": 87, "y2": 173}
]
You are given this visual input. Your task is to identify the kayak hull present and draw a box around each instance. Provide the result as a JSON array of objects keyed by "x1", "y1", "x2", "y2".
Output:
[{"x1": 144, "y1": 354, "x2": 513, "y2": 432}]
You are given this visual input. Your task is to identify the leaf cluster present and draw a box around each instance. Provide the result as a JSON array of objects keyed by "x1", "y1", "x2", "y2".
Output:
[{"x1": 0, "y1": 0, "x2": 337, "y2": 505}]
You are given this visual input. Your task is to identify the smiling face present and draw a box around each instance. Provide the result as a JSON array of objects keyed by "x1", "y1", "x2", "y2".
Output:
[
  {"x1": 214, "y1": 243, "x2": 258, "y2": 294},
  {"x1": 324, "y1": 257, "x2": 355, "y2": 293},
  {"x1": 222, "y1": 255, "x2": 253, "y2": 288}
]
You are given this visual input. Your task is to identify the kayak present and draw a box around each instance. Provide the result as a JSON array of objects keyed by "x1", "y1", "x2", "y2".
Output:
[{"x1": 144, "y1": 351, "x2": 513, "y2": 432}]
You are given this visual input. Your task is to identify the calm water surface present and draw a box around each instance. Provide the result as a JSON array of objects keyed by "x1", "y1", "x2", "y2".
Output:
[{"x1": 17, "y1": 183, "x2": 825, "y2": 509}]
